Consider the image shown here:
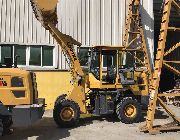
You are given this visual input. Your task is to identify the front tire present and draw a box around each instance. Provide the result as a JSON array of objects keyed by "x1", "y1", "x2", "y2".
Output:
[
  {"x1": 53, "y1": 99, "x2": 80, "y2": 128},
  {"x1": 116, "y1": 97, "x2": 142, "y2": 124}
]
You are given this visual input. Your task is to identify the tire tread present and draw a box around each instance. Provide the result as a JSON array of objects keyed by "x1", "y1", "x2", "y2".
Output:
[
  {"x1": 116, "y1": 97, "x2": 142, "y2": 124},
  {"x1": 53, "y1": 99, "x2": 80, "y2": 128}
]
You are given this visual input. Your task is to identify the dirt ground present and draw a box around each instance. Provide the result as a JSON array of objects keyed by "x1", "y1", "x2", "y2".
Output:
[{"x1": 1, "y1": 106, "x2": 180, "y2": 140}]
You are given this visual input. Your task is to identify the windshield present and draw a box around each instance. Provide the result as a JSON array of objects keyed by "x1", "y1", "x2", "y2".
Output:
[
  {"x1": 78, "y1": 48, "x2": 89, "y2": 67},
  {"x1": 90, "y1": 48, "x2": 100, "y2": 80}
]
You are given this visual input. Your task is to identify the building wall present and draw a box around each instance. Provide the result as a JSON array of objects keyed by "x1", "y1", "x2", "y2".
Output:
[
  {"x1": 0, "y1": 0, "x2": 154, "y2": 69},
  {"x1": 0, "y1": 0, "x2": 54, "y2": 45},
  {"x1": 58, "y1": 0, "x2": 154, "y2": 68}
]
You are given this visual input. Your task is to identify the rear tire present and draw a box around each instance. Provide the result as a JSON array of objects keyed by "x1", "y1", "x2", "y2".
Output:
[
  {"x1": 3, "y1": 116, "x2": 12, "y2": 129},
  {"x1": 116, "y1": 97, "x2": 142, "y2": 124},
  {"x1": 53, "y1": 99, "x2": 80, "y2": 128},
  {"x1": 0, "y1": 119, "x2": 3, "y2": 136}
]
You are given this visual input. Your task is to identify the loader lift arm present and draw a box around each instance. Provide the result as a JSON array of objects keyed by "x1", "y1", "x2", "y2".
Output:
[
  {"x1": 47, "y1": 23, "x2": 84, "y2": 80},
  {"x1": 30, "y1": 0, "x2": 86, "y2": 113},
  {"x1": 30, "y1": 0, "x2": 84, "y2": 81}
]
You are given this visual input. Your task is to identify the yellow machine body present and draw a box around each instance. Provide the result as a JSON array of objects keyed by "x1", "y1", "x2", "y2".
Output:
[
  {"x1": 30, "y1": 0, "x2": 151, "y2": 127},
  {"x1": 87, "y1": 72, "x2": 148, "y2": 96},
  {"x1": 0, "y1": 68, "x2": 35, "y2": 105},
  {"x1": 0, "y1": 68, "x2": 45, "y2": 132},
  {"x1": 31, "y1": 0, "x2": 58, "y2": 28},
  {"x1": 86, "y1": 46, "x2": 149, "y2": 97},
  {"x1": 34, "y1": 0, "x2": 58, "y2": 11}
]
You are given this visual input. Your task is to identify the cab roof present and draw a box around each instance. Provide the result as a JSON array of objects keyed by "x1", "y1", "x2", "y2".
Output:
[
  {"x1": 93, "y1": 45, "x2": 141, "y2": 51},
  {"x1": 93, "y1": 45, "x2": 124, "y2": 50}
]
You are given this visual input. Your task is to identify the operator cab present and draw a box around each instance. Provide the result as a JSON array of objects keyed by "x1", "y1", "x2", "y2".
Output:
[
  {"x1": 89, "y1": 46, "x2": 136, "y2": 85},
  {"x1": 84, "y1": 45, "x2": 148, "y2": 90},
  {"x1": 90, "y1": 48, "x2": 117, "y2": 84}
]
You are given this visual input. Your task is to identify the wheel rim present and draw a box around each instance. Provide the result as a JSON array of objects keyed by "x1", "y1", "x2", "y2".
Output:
[
  {"x1": 60, "y1": 107, "x2": 74, "y2": 121},
  {"x1": 124, "y1": 104, "x2": 137, "y2": 118}
]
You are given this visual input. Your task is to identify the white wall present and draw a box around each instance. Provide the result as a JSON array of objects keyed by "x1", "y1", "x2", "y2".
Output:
[{"x1": 0, "y1": 0, "x2": 154, "y2": 69}]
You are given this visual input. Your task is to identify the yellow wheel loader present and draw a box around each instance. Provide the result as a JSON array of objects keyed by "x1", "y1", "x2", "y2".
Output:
[
  {"x1": 0, "y1": 1, "x2": 47, "y2": 134},
  {"x1": 30, "y1": 0, "x2": 151, "y2": 128},
  {"x1": 0, "y1": 57, "x2": 45, "y2": 136}
]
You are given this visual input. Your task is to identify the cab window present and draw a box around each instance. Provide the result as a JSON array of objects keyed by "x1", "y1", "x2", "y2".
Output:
[{"x1": 11, "y1": 77, "x2": 24, "y2": 87}]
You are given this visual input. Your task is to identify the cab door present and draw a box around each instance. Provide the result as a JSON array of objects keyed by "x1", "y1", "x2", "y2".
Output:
[{"x1": 102, "y1": 50, "x2": 117, "y2": 84}]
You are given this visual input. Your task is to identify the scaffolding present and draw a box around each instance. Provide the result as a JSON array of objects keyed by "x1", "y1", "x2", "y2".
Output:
[
  {"x1": 123, "y1": 0, "x2": 152, "y2": 78},
  {"x1": 141, "y1": 0, "x2": 180, "y2": 134}
]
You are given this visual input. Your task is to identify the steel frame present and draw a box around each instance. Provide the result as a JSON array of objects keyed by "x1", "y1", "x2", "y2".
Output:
[
  {"x1": 140, "y1": 0, "x2": 180, "y2": 134},
  {"x1": 123, "y1": 0, "x2": 152, "y2": 77}
]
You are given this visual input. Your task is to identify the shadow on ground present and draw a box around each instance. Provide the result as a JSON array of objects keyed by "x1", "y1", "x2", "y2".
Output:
[
  {"x1": 1, "y1": 117, "x2": 70, "y2": 140},
  {"x1": 1, "y1": 115, "x2": 134, "y2": 140},
  {"x1": 1, "y1": 116, "x2": 105, "y2": 140},
  {"x1": 1, "y1": 108, "x2": 171, "y2": 140},
  {"x1": 154, "y1": 109, "x2": 169, "y2": 119}
]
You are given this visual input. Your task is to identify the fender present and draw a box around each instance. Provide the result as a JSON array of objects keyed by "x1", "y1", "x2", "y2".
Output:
[{"x1": 54, "y1": 94, "x2": 67, "y2": 107}]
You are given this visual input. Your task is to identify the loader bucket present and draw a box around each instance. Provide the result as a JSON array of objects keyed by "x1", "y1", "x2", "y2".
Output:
[{"x1": 30, "y1": 0, "x2": 58, "y2": 28}]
